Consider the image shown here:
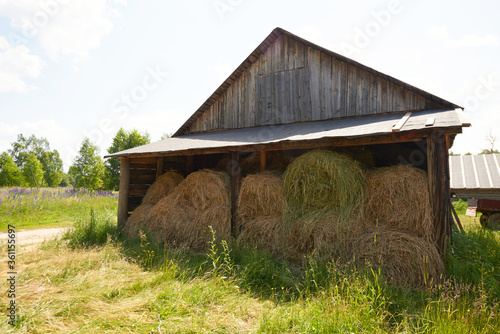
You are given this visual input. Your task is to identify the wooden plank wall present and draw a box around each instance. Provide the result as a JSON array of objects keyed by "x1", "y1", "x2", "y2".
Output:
[{"x1": 189, "y1": 35, "x2": 444, "y2": 133}]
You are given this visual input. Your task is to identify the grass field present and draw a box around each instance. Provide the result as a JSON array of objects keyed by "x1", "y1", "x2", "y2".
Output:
[
  {"x1": 1, "y1": 191, "x2": 499, "y2": 333},
  {"x1": 0, "y1": 187, "x2": 117, "y2": 230}
]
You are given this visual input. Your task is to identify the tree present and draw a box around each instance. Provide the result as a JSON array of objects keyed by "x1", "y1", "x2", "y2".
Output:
[
  {"x1": 104, "y1": 128, "x2": 150, "y2": 190},
  {"x1": 59, "y1": 173, "x2": 73, "y2": 187},
  {"x1": 71, "y1": 138, "x2": 105, "y2": 190},
  {"x1": 8, "y1": 134, "x2": 64, "y2": 186},
  {"x1": 22, "y1": 153, "x2": 44, "y2": 187},
  {"x1": 479, "y1": 132, "x2": 499, "y2": 155},
  {"x1": 0, "y1": 152, "x2": 25, "y2": 186},
  {"x1": 160, "y1": 133, "x2": 172, "y2": 140},
  {"x1": 41, "y1": 150, "x2": 64, "y2": 186},
  {"x1": 9, "y1": 134, "x2": 50, "y2": 168}
]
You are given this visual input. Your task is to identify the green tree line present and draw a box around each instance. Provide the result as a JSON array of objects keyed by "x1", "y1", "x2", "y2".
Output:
[{"x1": 0, "y1": 129, "x2": 150, "y2": 190}]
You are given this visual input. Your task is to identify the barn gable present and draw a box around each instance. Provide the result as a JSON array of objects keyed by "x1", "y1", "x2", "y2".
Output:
[{"x1": 174, "y1": 27, "x2": 460, "y2": 136}]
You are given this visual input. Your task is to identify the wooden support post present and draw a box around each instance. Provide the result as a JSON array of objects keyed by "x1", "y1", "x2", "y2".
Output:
[
  {"x1": 260, "y1": 151, "x2": 267, "y2": 172},
  {"x1": 450, "y1": 200, "x2": 465, "y2": 233},
  {"x1": 118, "y1": 157, "x2": 130, "y2": 231},
  {"x1": 186, "y1": 155, "x2": 195, "y2": 175},
  {"x1": 230, "y1": 152, "x2": 241, "y2": 236},
  {"x1": 427, "y1": 132, "x2": 451, "y2": 255},
  {"x1": 156, "y1": 157, "x2": 164, "y2": 179}
]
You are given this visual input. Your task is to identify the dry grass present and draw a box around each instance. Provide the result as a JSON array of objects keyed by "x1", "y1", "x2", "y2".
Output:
[
  {"x1": 149, "y1": 170, "x2": 231, "y2": 251},
  {"x1": 2, "y1": 241, "x2": 264, "y2": 333},
  {"x1": 122, "y1": 203, "x2": 153, "y2": 238},
  {"x1": 353, "y1": 228, "x2": 445, "y2": 288},
  {"x1": 333, "y1": 147, "x2": 375, "y2": 170},
  {"x1": 362, "y1": 164, "x2": 434, "y2": 243},
  {"x1": 141, "y1": 171, "x2": 184, "y2": 205}
]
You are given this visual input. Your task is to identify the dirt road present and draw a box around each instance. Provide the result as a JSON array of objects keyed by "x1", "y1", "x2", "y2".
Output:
[{"x1": 0, "y1": 227, "x2": 67, "y2": 246}]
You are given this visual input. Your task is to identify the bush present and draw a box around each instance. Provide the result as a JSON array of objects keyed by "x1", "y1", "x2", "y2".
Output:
[{"x1": 453, "y1": 198, "x2": 469, "y2": 215}]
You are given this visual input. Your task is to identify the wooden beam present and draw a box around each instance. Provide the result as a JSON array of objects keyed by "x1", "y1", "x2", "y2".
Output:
[
  {"x1": 186, "y1": 155, "x2": 195, "y2": 174},
  {"x1": 392, "y1": 112, "x2": 412, "y2": 132},
  {"x1": 156, "y1": 157, "x2": 164, "y2": 179},
  {"x1": 230, "y1": 152, "x2": 241, "y2": 236},
  {"x1": 118, "y1": 157, "x2": 130, "y2": 231},
  {"x1": 260, "y1": 151, "x2": 267, "y2": 172},
  {"x1": 450, "y1": 200, "x2": 465, "y2": 233},
  {"x1": 427, "y1": 131, "x2": 451, "y2": 255}
]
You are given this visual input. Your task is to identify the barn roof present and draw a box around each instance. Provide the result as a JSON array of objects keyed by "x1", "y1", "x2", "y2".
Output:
[
  {"x1": 106, "y1": 108, "x2": 465, "y2": 158},
  {"x1": 450, "y1": 154, "x2": 500, "y2": 190},
  {"x1": 173, "y1": 27, "x2": 461, "y2": 137}
]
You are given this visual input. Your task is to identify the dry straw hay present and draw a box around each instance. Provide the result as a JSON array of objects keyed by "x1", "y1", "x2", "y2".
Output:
[
  {"x1": 333, "y1": 147, "x2": 375, "y2": 170},
  {"x1": 236, "y1": 217, "x2": 283, "y2": 255},
  {"x1": 286, "y1": 212, "x2": 362, "y2": 261},
  {"x1": 122, "y1": 203, "x2": 153, "y2": 238},
  {"x1": 362, "y1": 164, "x2": 434, "y2": 243},
  {"x1": 240, "y1": 151, "x2": 292, "y2": 175},
  {"x1": 149, "y1": 169, "x2": 231, "y2": 251},
  {"x1": 353, "y1": 228, "x2": 444, "y2": 289},
  {"x1": 141, "y1": 171, "x2": 184, "y2": 205},
  {"x1": 236, "y1": 172, "x2": 285, "y2": 226},
  {"x1": 283, "y1": 150, "x2": 366, "y2": 220}
]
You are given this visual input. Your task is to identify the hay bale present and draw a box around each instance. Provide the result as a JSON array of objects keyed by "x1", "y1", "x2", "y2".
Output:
[
  {"x1": 149, "y1": 169, "x2": 231, "y2": 250},
  {"x1": 240, "y1": 151, "x2": 293, "y2": 175},
  {"x1": 236, "y1": 173, "x2": 285, "y2": 227},
  {"x1": 282, "y1": 149, "x2": 366, "y2": 221},
  {"x1": 122, "y1": 204, "x2": 153, "y2": 238},
  {"x1": 236, "y1": 217, "x2": 283, "y2": 255},
  {"x1": 142, "y1": 171, "x2": 184, "y2": 205},
  {"x1": 362, "y1": 164, "x2": 434, "y2": 243},
  {"x1": 353, "y1": 229, "x2": 444, "y2": 288},
  {"x1": 333, "y1": 147, "x2": 375, "y2": 170},
  {"x1": 286, "y1": 212, "x2": 361, "y2": 261}
]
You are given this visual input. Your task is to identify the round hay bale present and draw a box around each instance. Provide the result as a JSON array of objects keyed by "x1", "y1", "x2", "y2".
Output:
[
  {"x1": 236, "y1": 217, "x2": 283, "y2": 255},
  {"x1": 173, "y1": 169, "x2": 230, "y2": 211},
  {"x1": 362, "y1": 164, "x2": 434, "y2": 243},
  {"x1": 148, "y1": 170, "x2": 231, "y2": 251},
  {"x1": 142, "y1": 171, "x2": 184, "y2": 205},
  {"x1": 282, "y1": 149, "x2": 366, "y2": 221},
  {"x1": 353, "y1": 229, "x2": 444, "y2": 288},
  {"x1": 122, "y1": 204, "x2": 153, "y2": 238},
  {"x1": 236, "y1": 173, "x2": 285, "y2": 227},
  {"x1": 286, "y1": 212, "x2": 360, "y2": 261},
  {"x1": 333, "y1": 147, "x2": 375, "y2": 170}
]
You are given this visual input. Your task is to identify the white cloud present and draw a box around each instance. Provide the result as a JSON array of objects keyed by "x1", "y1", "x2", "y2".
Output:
[
  {"x1": 0, "y1": 36, "x2": 44, "y2": 93},
  {"x1": 428, "y1": 26, "x2": 499, "y2": 49},
  {"x1": 0, "y1": 0, "x2": 125, "y2": 62}
]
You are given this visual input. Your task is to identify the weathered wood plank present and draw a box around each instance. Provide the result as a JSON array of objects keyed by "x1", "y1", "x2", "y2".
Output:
[
  {"x1": 230, "y1": 152, "x2": 241, "y2": 236},
  {"x1": 309, "y1": 48, "x2": 321, "y2": 121},
  {"x1": 118, "y1": 157, "x2": 130, "y2": 230},
  {"x1": 321, "y1": 53, "x2": 332, "y2": 119}
]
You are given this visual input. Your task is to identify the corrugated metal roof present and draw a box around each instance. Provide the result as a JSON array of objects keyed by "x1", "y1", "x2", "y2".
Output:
[
  {"x1": 106, "y1": 109, "x2": 463, "y2": 158},
  {"x1": 450, "y1": 154, "x2": 500, "y2": 189},
  {"x1": 173, "y1": 27, "x2": 462, "y2": 137}
]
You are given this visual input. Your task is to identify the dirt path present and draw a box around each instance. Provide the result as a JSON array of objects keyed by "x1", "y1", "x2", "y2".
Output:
[{"x1": 0, "y1": 227, "x2": 67, "y2": 246}]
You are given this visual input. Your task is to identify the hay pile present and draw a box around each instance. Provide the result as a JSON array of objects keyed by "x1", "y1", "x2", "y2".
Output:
[
  {"x1": 236, "y1": 173, "x2": 285, "y2": 254},
  {"x1": 281, "y1": 150, "x2": 366, "y2": 260},
  {"x1": 122, "y1": 171, "x2": 184, "y2": 238},
  {"x1": 333, "y1": 147, "x2": 375, "y2": 170},
  {"x1": 353, "y1": 228, "x2": 444, "y2": 288},
  {"x1": 142, "y1": 171, "x2": 184, "y2": 205},
  {"x1": 362, "y1": 164, "x2": 434, "y2": 243},
  {"x1": 240, "y1": 151, "x2": 292, "y2": 175},
  {"x1": 150, "y1": 169, "x2": 231, "y2": 251}
]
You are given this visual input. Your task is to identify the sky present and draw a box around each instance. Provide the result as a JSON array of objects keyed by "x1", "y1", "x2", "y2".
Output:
[{"x1": 0, "y1": 0, "x2": 499, "y2": 171}]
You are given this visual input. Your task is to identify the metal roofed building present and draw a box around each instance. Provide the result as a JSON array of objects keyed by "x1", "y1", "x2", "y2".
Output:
[
  {"x1": 450, "y1": 154, "x2": 500, "y2": 200},
  {"x1": 106, "y1": 27, "x2": 470, "y2": 254}
]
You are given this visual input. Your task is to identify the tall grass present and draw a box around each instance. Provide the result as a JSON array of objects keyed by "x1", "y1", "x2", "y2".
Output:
[{"x1": 6, "y1": 212, "x2": 500, "y2": 333}]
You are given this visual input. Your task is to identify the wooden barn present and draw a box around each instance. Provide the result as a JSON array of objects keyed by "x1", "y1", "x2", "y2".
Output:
[{"x1": 106, "y1": 27, "x2": 470, "y2": 256}]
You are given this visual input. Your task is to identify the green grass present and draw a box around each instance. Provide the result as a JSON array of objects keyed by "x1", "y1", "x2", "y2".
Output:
[
  {"x1": 0, "y1": 187, "x2": 117, "y2": 230},
  {"x1": 2, "y1": 208, "x2": 499, "y2": 333},
  {"x1": 1, "y1": 194, "x2": 499, "y2": 333}
]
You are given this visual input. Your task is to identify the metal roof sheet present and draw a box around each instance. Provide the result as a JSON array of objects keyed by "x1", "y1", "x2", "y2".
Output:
[
  {"x1": 106, "y1": 109, "x2": 463, "y2": 158},
  {"x1": 450, "y1": 153, "x2": 500, "y2": 189}
]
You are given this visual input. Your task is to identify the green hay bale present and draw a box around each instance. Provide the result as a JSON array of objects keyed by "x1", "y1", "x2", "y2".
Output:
[{"x1": 282, "y1": 149, "x2": 366, "y2": 222}]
